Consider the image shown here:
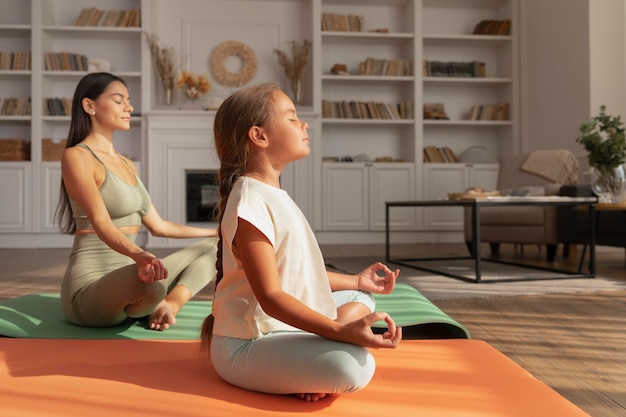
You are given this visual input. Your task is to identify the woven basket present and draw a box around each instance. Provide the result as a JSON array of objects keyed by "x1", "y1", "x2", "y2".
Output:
[
  {"x1": 42, "y1": 138, "x2": 67, "y2": 161},
  {"x1": 0, "y1": 139, "x2": 30, "y2": 161}
]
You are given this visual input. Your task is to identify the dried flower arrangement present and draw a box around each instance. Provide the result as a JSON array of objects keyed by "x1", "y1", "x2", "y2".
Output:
[
  {"x1": 274, "y1": 40, "x2": 312, "y2": 103},
  {"x1": 175, "y1": 70, "x2": 212, "y2": 103},
  {"x1": 144, "y1": 32, "x2": 176, "y2": 104}
]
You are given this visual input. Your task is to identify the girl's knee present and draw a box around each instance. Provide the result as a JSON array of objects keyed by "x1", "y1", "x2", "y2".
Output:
[{"x1": 325, "y1": 347, "x2": 376, "y2": 393}]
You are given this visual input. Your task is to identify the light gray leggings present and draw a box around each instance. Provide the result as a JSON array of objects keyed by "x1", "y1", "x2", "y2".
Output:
[
  {"x1": 61, "y1": 236, "x2": 217, "y2": 327},
  {"x1": 211, "y1": 290, "x2": 376, "y2": 395}
]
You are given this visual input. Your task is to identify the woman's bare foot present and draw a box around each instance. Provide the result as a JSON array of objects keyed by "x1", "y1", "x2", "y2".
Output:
[
  {"x1": 295, "y1": 393, "x2": 328, "y2": 402},
  {"x1": 148, "y1": 301, "x2": 177, "y2": 330}
]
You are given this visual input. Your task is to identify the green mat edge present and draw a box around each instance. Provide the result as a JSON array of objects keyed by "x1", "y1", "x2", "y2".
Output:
[
  {"x1": 372, "y1": 283, "x2": 470, "y2": 338},
  {"x1": 0, "y1": 284, "x2": 469, "y2": 339}
]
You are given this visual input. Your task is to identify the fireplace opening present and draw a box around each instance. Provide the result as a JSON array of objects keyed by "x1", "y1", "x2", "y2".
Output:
[{"x1": 186, "y1": 171, "x2": 219, "y2": 223}]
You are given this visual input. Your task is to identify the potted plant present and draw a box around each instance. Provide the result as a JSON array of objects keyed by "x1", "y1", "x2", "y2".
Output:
[{"x1": 576, "y1": 105, "x2": 626, "y2": 203}]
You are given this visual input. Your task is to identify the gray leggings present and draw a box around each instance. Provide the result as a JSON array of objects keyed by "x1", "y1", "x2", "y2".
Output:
[
  {"x1": 61, "y1": 236, "x2": 217, "y2": 327},
  {"x1": 211, "y1": 290, "x2": 376, "y2": 395}
]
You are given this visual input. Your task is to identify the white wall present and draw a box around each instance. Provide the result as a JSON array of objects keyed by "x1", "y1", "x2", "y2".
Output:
[
  {"x1": 520, "y1": 0, "x2": 590, "y2": 156},
  {"x1": 521, "y1": 0, "x2": 626, "y2": 159},
  {"x1": 589, "y1": 0, "x2": 626, "y2": 117}
]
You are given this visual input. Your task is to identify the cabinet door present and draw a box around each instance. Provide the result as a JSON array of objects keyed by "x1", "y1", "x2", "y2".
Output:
[
  {"x1": 41, "y1": 163, "x2": 62, "y2": 232},
  {"x1": 468, "y1": 163, "x2": 499, "y2": 190},
  {"x1": 0, "y1": 163, "x2": 31, "y2": 232},
  {"x1": 370, "y1": 163, "x2": 415, "y2": 230},
  {"x1": 322, "y1": 163, "x2": 368, "y2": 230},
  {"x1": 423, "y1": 163, "x2": 466, "y2": 230}
]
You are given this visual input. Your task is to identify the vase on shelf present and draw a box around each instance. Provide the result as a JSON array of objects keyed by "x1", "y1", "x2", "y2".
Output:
[
  {"x1": 162, "y1": 85, "x2": 173, "y2": 106},
  {"x1": 589, "y1": 165, "x2": 626, "y2": 203},
  {"x1": 290, "y1": 77, "x2": 302, "y2": 104}
]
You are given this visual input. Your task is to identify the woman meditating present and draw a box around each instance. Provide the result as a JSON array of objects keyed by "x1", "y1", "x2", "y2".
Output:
[
  {"x1": 202, "y1": 83, "x2": 402, "y2": 402},
  {"x1": 57, "y1": 72, "x2": 217, "y2": 330}
]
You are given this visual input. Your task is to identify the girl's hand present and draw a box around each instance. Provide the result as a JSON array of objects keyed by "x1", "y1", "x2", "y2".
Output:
[
  {"x1": 356, "y1": 262, "x2": 399, "y2": 294},
  {"x1": 340, "y1": 312, "x2": 402, "y2": 349},
  {"x1": 136, "y1": 251, "x2": 168, "y2": 283}
]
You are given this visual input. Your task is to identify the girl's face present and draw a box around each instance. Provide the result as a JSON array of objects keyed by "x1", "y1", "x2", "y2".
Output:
[
  {"x1": 91, "y1": 81, "x2": 134, "y2": 131},
  {"x1": 263, "y1": 91, "x2": 310, "y2": 165}
]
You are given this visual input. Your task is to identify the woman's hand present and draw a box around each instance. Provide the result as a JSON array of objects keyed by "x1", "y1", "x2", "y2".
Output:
[
  {"x1": 135, "y1": 251, "x2": 168, "y2": 283},
  {"x1": 356, "y1": 262, "x2": 399, "y2": 294},
  {"x1": 340, "y1": 311, "x2": 402, "y2": 349}
]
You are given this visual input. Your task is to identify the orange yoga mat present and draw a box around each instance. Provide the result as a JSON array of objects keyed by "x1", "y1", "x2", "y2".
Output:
[{"x1": 0, "y1": 338, "x2": 589, "y2": 417}]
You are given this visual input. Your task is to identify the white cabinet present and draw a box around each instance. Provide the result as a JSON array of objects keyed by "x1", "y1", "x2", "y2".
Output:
[
  {"x1": 0, "y1": 163, "x2": 31, "y2": 232},
  {"x1": 422, "y1": 163, "x2": 498, "y2": 230},
  {"x1": 322, "y1": 162, "x2": 415, "y2": 231}
]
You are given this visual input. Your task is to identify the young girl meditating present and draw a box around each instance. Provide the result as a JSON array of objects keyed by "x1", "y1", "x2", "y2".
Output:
[
  {"x1": 57, "y1": 72, "x2": 218, "y2": 330},
  {"x1": 201, "y1": 83, "x2": 402, "y2": 402}
]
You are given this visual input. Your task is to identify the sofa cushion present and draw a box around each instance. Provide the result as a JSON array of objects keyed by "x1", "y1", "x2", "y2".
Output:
[{"x1": 479, "y1": 206, "x2": 547, "y2": 226}]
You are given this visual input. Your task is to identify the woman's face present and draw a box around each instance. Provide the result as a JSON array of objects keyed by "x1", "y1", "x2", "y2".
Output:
[{"x1": 91, "y1": 81, "x2": 134, "y2": 131}]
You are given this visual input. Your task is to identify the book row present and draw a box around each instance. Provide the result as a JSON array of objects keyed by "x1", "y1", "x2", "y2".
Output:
[
  {"x1": 44, "y1": 97, "x2": 73, "y2": 116},
  {"x1": 0, "y1": 51, "x2": 31, "y2": 71},
  {"x1": 423, "y1": 60, "x2": 486, "y2": 78},
  {"x1": 0, "y1": 97, "x2": 31, "y2": 116},
  {"x1": 321, "y1": 13, "x2": 364, "y2": 32},
  {"x1": 74, "y1": 7, "x2": 141, "y2": 27},
  {"x1": 44, "y1": 53, "x2": 89, "y2": 71},
  {"x1": 469, "y1": 103, "x2": 510, "y2": 121},
  {"x1": 358, "y1": 57, "x2": 413, "y2": 76},
  {"x1": 423, "y1": 146, "x2": 459, "y2": 163},
  {"x1": 473, "y1": 19, "x2": 511, "y2": 35},
  {"x1": 322, "y1": 99, "x2": 413, "y2": 120}
]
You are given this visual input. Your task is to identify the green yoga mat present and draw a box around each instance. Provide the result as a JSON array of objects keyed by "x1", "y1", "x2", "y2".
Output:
[{"x1": 0, "y1": 284, "x2": 469, "y2": 339}]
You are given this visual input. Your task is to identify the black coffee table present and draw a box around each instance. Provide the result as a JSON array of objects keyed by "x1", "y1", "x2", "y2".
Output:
[{"x1": 385, "y1": 196, "x2": 597, "y2": 283}]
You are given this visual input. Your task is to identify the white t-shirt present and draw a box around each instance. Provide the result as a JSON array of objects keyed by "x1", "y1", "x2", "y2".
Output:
[{"x1": 212, "y1": 176, "x2": 336, "y2": 339}]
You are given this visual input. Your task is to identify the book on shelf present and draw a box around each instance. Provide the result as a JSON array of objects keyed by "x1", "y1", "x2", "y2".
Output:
[
  {"x1": 0, "y1": 96, "x2": 31, "y2": 116},
  {"x1": 321, "y1": 13, "x2": 363, "y2": 32},
  {"x1": 44, "y1": 98, "x2": 72, "y2": 116},
  {"x1": 468, "y1": 103, "x2": 510, "y2": 121},
  {"x1": 0, "y1": 51, "x2": 32, "y2": 70},
  {"x1": 322, "y1": 99, "x2": 413, "y2": 120},
  {"x1": 44, "y1": 52, "x2": 89, "y2": 71},
  {"x1": 424, "y1": 60, "x2": 485, "y2": 78},
  {"x1": 472, "y1": 19, "x2": 511, "y2": 35},
  {"x1": 75, "y1": 7, "x2": 141, "y2": 27},
  {"x1": 423, "y1": 146, "x2": 459, "y2": 163},
  {"x1": 358, "y1": 57, "x2": 413, "y2": 76}
]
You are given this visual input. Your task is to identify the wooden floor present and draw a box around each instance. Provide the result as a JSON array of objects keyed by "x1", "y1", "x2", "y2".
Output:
[{"x1": 1, "y1": 243, "x2": 625, "y2": 417}]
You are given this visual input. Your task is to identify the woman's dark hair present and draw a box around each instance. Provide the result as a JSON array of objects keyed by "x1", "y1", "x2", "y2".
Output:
[
  {"x1": 200, "y1": 83, "x2": 279, "y2": 352},
  {"x1": 54, "y1": 72, "x2": 127, "y2": 234}
]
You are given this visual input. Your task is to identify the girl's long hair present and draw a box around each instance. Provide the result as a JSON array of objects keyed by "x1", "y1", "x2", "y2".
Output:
[
  {"x1": 200, "y1": 83, "x2": 279, "y2": 352},
  {"x1": 54, "y1": 72, "x2": 127, "y2": 234}
]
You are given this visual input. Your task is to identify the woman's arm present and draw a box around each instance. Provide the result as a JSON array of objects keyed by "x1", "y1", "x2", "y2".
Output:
[
  {"x1": 235, "y1": 218, "x2": 401, "y2": 348},
  {"x1": 140, "y1": 205, "x2": 217, "y2": 239}
]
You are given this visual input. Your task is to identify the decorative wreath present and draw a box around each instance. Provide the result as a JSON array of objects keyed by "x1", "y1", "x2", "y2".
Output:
[{"x1": 210, "y1": 40, "x2": 258, "y2": 87}]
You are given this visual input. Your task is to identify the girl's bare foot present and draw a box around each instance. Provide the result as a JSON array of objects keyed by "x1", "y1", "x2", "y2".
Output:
[
  {"x1": 295, "y1": 393, "x2": 328, "y2": 402},
  {"x1": 148, "y1": 301, "x2": 176, "y2": 330}
]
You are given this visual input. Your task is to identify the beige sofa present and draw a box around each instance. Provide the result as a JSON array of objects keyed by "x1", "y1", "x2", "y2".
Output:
[{"x1": 463, "y1": 150, "x2": 579, "y2": 262}]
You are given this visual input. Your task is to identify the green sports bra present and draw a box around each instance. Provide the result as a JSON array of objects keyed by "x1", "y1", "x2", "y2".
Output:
[{"x1": 69, "y1": 144, "x2": 151, "y2": 231}]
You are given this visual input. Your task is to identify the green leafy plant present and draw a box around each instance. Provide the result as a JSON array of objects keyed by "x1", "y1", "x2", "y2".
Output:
[{"x1": 576, "y1": 105, "x2": 626, "y2": 170}]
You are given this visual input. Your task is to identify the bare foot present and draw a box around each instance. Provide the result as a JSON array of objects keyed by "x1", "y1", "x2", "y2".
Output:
[
  {"x1": 295, "y1": 393, "x2": 328, "y2": 402},
  {"x1": 148, "y1": 301, "x2": 177, "y2": 330}
]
